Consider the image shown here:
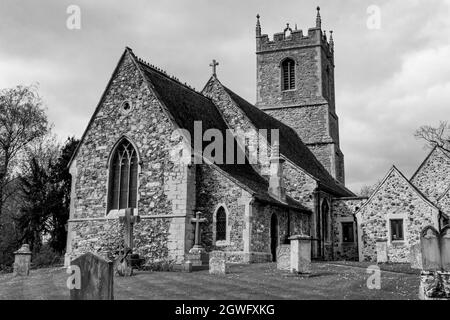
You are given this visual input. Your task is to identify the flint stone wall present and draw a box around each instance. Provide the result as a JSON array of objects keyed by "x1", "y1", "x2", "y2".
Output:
[
  {"x1": 331, "y1": 198, "x2": 366, "y2": 260},
  {"x1": 358, "y1": 168, "x2": 438, "y2": 262}
]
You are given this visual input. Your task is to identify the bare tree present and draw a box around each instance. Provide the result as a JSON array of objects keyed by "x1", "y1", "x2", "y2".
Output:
[
  {"x1": 0, "y1": 85, "x2": 49, "y2": 219},
  {"x1": 414, "y1": 121, "x2": 450, "y2": 151}
]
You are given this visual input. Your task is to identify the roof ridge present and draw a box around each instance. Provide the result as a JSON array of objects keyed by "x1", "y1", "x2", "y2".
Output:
[{"x1": 130, "y1": 51, "x2": 208, "y2": 99}]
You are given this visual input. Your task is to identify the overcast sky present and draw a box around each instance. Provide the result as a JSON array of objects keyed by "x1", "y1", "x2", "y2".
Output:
[{"x1": 1, "y1": 0, "x2": 450, "y2": 193}]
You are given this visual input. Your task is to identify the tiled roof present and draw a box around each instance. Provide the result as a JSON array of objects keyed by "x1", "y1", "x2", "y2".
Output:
[
  {"x1": 220, "y1": 84, "x2": 354, "y2": 197},
  {"x1": 134, "y1": 53, "x2": 309, "y2": 212}
]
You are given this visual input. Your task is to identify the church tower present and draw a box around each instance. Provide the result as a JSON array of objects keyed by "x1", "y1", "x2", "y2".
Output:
[{"x1": 255, "y1": 8, "x2": 345, "y2": 184}]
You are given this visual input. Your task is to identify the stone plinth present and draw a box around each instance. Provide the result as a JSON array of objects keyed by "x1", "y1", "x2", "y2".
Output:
[
  {"x1": 185, "y1": 246, "x2": 209, "y2": 267},
  {"x1": 209, "y1": 251, "x2": 227, "y2": 275},
  {"x1": 376, "y1": 239, "x2": 388, "y2": 263},
  {"x1": 419, "y1": 271, "x2": 450, "y2": 300},
  {"x1": 13, "y1": 244, "x2": 32, "y2": 277},
  {"x1": 276, "y1": 245, "x2": 290, "y2": 271},
  {"x1": 289, "y1": 235, "x2": 311, "y2": 274}
]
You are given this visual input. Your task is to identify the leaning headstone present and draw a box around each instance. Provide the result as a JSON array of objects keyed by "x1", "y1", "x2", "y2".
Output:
[
  {"x1": 209, "y1": 251, "x2": 227, "y2": 275},
  {"x1": 289, "y1": 235, "x2": 311, "y2": 274},
  {"x1": 70, "y1": 252, "x2": 114, "y2": 300},
  {"x1": 409, "y1": 243, "x2": 422, "y2": 269},
  {"x1": 440, "y1": 226, "x2": 450, "y2": 272},
  {"x1": 421, "y1": 226, "x2": 441, "y2": 271},
  {"x1": 13, "y1": 244, "x2": 32, "y2": 276},
  {"x1": 376, "y1": 239, "x2": 388, "y2": 263},
  {"x1": 419, "y1": 226, "x2": 450, "y2": 300},
  {"x1": 276, "y1": 245, "x2": 290, "y2": 271}
]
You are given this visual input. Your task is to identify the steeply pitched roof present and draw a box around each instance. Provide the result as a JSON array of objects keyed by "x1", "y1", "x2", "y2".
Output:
[
  {"x1": 355, "y1": 165, "x2": 438, "y2": 218},
  {"x1": 207, "y1": 79, "x2": 353, "y2": 197},
  {"x1": 132, "y1": 51, "x2": 309, "y2": 212}
]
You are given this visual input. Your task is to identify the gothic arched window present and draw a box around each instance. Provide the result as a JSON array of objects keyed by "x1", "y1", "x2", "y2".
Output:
[
  {"x1": 216, "y1": 207, "x2": 227, "y2": 241},
  {"x1": 281, "y1": 58, "x2": 295, "y2": 91},
  {"x1": 107, "y1": 139, "x2": 138, "y2": 212}
]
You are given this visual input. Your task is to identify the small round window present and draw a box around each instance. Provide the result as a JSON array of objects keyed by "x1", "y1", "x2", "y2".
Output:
[{"x1": 121, "y1": 101, "x2": 133, "y2": 114}]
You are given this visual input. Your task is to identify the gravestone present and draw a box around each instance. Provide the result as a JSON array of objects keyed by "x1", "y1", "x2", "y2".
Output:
[
  {"x1": 70, "y1": 252, "x2": 114, "y2": 300},
  {"x1": 419, "y1": 226, "x2": 450, "y2": 300},
  {"x1": 421, "y1": 226, "x2": 441, "y2": 271},
  {"x1": 185, "y1": 211, "x2": 209, "y2": 268},
  {"x1": 440, "y1": 226, "x2": 450, "y2": 272},
  {"x1": 289, "y1": 235, "x2": 311, "y2": 274},
  {"x1": 209, "y1": 251, "x2": 228, "y2": 275},
  {"x1": 376, "y1": 239, "x2": 388, "y2": 263},
  {"x1": 409, "y1": 243, "x2": 422, "y2": 269},
  {"x1": 13, "y1": 244, "x2": 32, "y2": 276},
  {"x1": 276, "y1": 245, "x2": 290, "y2": 271},
  {"x1": 116, "y1": 208, "x2": 140, "y2": 276}
]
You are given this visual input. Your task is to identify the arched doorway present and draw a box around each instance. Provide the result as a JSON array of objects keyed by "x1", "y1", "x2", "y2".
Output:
[{"x1": 270, "y1": 214, "x2": 279, "y2": 262}]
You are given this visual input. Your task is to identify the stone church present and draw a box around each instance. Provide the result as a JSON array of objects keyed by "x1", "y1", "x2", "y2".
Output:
[{"x1": 64, "y1": 8, "x2": 449, "y2": 267}]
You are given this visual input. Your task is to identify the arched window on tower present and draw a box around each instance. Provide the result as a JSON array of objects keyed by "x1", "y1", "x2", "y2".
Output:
[
  {"x1": 216, "y1": 206, "x2": 227, "y2": 241},
  {"x1": 281, "y1": 58, "x2": 296, "y2": 91},
  {"x1": 107, "y1": 139, "x2": 138, "y2": 212}
]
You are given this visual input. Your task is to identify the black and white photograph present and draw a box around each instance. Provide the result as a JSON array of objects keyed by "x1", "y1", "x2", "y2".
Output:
[{"x1": 0, "y1": 0, "x2": 450, "y2": 308}]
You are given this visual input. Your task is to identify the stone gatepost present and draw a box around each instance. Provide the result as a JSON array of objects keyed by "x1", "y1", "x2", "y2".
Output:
[
  {"x1": 289, "y1": 235, "x2": 311, "y2": 274},
  {"x1": 376, "y1": 239, "x2": 388, "y2": 263},
  {"x1": 13, "y1": 244, "x2": 32, "y2": 276}
]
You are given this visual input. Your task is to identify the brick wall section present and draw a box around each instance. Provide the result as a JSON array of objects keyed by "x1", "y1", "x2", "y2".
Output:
[
  {"x1": 331, "y1": 198, "x2": 367, "y2": 260},
  {"x1": 357, "y1": 168, "x2": 439, "y2": 262},
  {"x1": 68, "y1": 51, "x2": 194, "y2": 264},
  {"x1": 411, "y1": 147, "x2": 450, "y2": 202}
]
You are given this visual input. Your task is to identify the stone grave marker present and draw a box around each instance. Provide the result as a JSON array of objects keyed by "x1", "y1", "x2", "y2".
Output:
[
  {"x1": 440, "y1": 226, "x2": 450, "y2": 272},
  {"x1": 13, "y1": 244, "x2": 32, "y2": 276},
  {"x1": 376, "y1": 239, "x2": 388, "y2": 263},
  {"x1": 116, "y1": 208, "x2": 141, "y2": 276},
  {"x1": 409, "y1": 243, "x2": 422, "y2": 269},
  {"x1": 276, "y1": 244, "x2": 290, "y2": 271},
  {"x1": 421, "y1": 226, "x2": 441, "y2": 272},
  {"x1": 209, "y1": 251, "x2": 228, "y2": 275},
  {"x1": 419, "y1": 225, "x2": 450, "y2": 300},
  {"x1": 70, "y1": 252, "x2": 114, "y2": 300},
  {"x1": 185, "y1": 211, "x2": 209, "y2": 268}
]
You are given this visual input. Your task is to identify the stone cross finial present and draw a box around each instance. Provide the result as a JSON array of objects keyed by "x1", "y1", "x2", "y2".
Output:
[
  {"x1": 119, "y1": 208, "x2": 140, "y2": 250},
  {"x1": 191, "y1": 211, "x2": 207, "y2": 248},
  {"x1": 210, "y1": 59, "x2": 219, "y2": 77}
]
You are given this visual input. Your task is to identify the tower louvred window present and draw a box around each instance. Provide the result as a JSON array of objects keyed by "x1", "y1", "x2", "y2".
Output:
[
  {"x1": 108, "y1": 139, "x2": 138, "y2": 211},
  {"x1": 282, "y1": 58, "x2": 295, "y2": 90}
]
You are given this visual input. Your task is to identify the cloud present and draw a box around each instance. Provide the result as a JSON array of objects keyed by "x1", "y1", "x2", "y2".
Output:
[{"x1": 0, "y1": 0, "x2": 449, "y2": 194}]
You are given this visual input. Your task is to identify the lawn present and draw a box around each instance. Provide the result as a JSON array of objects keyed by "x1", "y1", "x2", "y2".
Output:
[{"x1": 0, "y1": 262, "x2": 419, "y2": 300}]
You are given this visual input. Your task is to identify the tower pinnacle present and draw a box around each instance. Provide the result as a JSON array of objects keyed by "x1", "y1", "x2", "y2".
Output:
[
  {"x1": 256, "y1": 14, "x2": 261, "y2": 37},
  {"x1": 316, "y1": 6, "x2": 321, "y2": 29}
]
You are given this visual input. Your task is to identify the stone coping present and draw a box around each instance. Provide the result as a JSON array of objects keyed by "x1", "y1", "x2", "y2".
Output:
[
  {"x1": 68, "y1": 214, "x2": 187, "y2": 222},
  {"x1": 289, "y1": 234, "x2": 311, "y2": 241}
]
